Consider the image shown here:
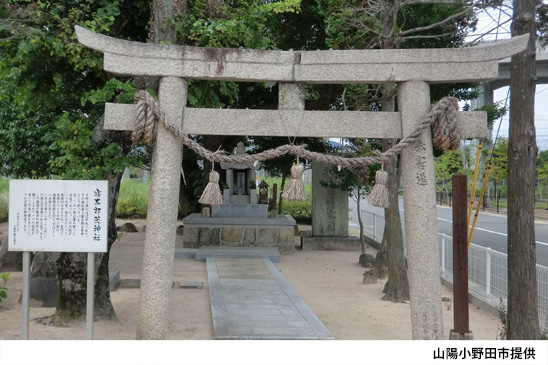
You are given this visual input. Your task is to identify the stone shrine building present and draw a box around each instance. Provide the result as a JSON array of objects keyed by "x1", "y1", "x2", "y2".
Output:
[{"x1": 182, "y1": 142, "x2": 296, "y2": 254}]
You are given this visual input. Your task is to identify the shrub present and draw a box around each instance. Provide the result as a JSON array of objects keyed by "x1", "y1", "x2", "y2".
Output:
[
  {"x1": 0, "y1": 194, "x2": 7, "y2": 222},
  {"x1": 0, "y1": 272, "x2": 9, "y2": 304},
  {"x1": 282, "y1": 200, "x2": 312, "y2": 224}
]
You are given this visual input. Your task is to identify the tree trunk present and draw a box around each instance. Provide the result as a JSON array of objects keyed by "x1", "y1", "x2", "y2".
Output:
[
  {"x1": 355, "y1": 189, "x2": 366, "y2": 253},
  {"x1": 53, "y1": 117, "x2": 132, "y2": 324},
  {"x1": 54, "y1": 170, "x2": 123, "y2": 324},
  {"x1": 278, "y1": 171, "x2": 288, "y2": 215},
  {"x1": 377, "y1": 0, "x2": 409, "y2": 302},
  {"x1": 380, "y1": 140, "x2": 409, "y2": 302},
  {"x1": 507, "y1": 0, "x2": 539, "y2": 340},
  {"x1": 178, "y1": 155, "x2": 200, "y2": 218}
]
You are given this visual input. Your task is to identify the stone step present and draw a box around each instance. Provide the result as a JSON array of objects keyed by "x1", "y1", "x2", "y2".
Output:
[
  {"x1": 109, "y1": 268, "x2": 120, "y2": 291},
  {"x1": 174, "y1": 248, "x2": 198, "y2": 259},
  {"x1": 195, "y1": 247, "x2": 280, "y2": 263}
]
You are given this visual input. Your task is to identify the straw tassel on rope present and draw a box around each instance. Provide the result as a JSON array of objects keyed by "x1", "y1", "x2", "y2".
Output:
[
  {"x1": 281, "y1": 159, "x2": 306, "y2": 201},
  {"x1": 368, "y1": 168, "x2": 389, "y2": 208},
  {"x1": 199, "y1": 169, "x2": 223, "y2": 205}
]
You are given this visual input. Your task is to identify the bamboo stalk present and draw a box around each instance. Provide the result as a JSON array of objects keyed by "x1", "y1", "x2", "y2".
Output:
[
  {"x1": 467, "y1": 143, "x2": 482, "y2": 235},
  {"x1": 468, "y1": 162, "x2": 492, "y2": 248}
]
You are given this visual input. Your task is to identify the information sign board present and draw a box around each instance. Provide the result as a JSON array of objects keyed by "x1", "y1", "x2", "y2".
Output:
[{"x1": 8, "y1": 180, "x2": 108, "y2": 253}]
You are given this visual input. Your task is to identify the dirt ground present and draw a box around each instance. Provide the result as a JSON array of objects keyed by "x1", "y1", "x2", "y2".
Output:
[{"x1": 0, "y1": 219, "x2": 502, "y2": 340}]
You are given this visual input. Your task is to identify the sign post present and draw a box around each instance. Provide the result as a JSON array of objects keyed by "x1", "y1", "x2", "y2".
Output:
[{"x1": 8, "y1": 180, "x2": 108, "y2": 340}]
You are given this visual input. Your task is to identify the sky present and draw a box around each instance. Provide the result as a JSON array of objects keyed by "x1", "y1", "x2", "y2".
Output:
[{"x1": 467, "y1": 1, "x2": 548, "y2": 149}]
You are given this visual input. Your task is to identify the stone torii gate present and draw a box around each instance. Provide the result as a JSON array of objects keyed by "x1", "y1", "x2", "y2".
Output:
[{"x1": 76, "y1": 26, "x2": 527, "y2": 340}]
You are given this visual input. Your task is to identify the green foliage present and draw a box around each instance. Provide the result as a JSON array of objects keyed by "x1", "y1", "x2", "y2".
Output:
[
  {"x1": 176, "y1": 0, "x2": 300, "y2": 48},
  {"x1": 0, "y1": 272, "x2": 9, "y2": 303},
  {"x1": 491, "y1": 138, "x2": 508, "y2": 183},
  {"x1": 116, "y1": 180, "x2": 149, "y2": 218},
  {"x1": 434, "y1": 150, "x2": 467, "y2": 192},
  {"x1": 537, "y1": 150, "x2": 548, "y2": 180},
  {"x1": 282, "y1": 200, "x2": 311, "y2": 223},
  {"x1": 0, "y1": 101, "x2": 57, "y2": 178},
  {"x1": 477, "y1": 102, "x2": 507, "y2": 129},
  {"x1": 0, "y1": 1, "x2": 150, "y2": 181},
  {"x1": 0, "y1": 178, "x2": 7, "y2": 222}
]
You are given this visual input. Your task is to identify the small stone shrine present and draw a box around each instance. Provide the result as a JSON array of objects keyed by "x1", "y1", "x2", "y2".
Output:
[
  {"x1": 212, "y1": 142, "x2": 266, "y2": 218},
  {"x1": 182, "y1": 142, "x2": 296, "y2": 254}
]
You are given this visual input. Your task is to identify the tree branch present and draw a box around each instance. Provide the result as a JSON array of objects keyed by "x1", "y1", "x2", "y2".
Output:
[
  {"x1": 399, "y1": 31, "x2": 457, "y2": 40},
  {"x1": 462, "y1": 17, "x2": 512, "y2": 45},
  {"x1": 401, "y1": 0, "x2": 511, "y2": 9},
  {"x1": 400, "y1": 7, "x2": 471, "y2": 36}
]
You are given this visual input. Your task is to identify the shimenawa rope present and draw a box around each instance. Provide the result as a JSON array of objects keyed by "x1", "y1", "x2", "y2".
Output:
[{"x1": 132, "y1": 90, "x2": 461, "y2": 207}]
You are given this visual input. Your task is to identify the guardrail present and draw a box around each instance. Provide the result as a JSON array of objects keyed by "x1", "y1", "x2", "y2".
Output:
[{"x1": 357, "y1": 209, "x2": 548, "y2": 333}]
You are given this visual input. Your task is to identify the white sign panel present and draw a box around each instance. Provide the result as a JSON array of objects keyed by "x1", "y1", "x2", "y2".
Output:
[{"x1": 8, "y1": 180, "x2": 108, "y2": 253}]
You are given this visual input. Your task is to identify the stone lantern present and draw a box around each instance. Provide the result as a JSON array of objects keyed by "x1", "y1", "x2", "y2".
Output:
[{"x1": 258, "y1": 180, "x2": 269, "y2": 204}]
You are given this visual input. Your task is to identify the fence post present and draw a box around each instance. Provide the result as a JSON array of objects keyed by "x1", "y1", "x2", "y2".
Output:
[
  {"x1": 486, "y1": 248, "x2": 492, "y2": 298},
  {"x1": 373, "y1": 213, "x2": 377, "y2": 240},
  {"x1": 441, "y1": 234, "x2": 446, "y2": 276}
]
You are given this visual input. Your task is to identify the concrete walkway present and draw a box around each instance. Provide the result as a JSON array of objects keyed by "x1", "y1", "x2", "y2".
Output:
[{"x1": 206, "y1": 257, "x2": 334, "y2": 340}]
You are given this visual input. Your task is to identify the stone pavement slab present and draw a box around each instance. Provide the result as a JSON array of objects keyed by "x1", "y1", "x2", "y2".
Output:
[
  {"x1": 196, "y1": 247, "x2": 280, "y2": 263},
  {"x1": 207, "y1": 257, "x2": 333, "y2": 340}
]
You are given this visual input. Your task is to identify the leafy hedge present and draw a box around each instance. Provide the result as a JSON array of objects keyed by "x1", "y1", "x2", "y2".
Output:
[{"x1": 282, "y1": 200, "x2": 312, "y2": 224}]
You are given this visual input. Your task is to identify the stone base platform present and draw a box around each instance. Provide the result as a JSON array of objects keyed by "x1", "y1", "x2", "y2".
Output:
[
  {"x1": 212, "y1": 203, "x2": 267, "y2": 218},
  {"x1": 300, "y1": 233, "x2": 363, "y2": 251},
  {"x1": 182, "y1": 213, "x2": 297, "y2": 255}
]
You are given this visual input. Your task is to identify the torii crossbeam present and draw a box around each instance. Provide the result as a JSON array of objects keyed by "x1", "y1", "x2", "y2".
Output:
[{"x1": 76, "y1": 26, "x2": 528, "y2": 340}]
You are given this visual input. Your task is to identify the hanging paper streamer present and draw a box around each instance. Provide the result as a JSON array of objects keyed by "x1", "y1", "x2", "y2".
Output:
[
  {"x1": 281, "y1": 162, "x2": 306, "y2": 201},
  {"x1": 368, "y1": 168, "x2": 389, "y2": 208},
  {"x1": 199, "y1": 170, "x2": 223, "y2": 206}
]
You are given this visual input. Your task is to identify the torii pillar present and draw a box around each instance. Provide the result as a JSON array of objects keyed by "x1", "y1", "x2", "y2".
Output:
[
  {"x1": 75, "y1": 26, "x2": 528, "y2": 340},
  {"x1": 136, "y1": 77, "x2": 186, "y2": 339},
  {"x1": 399, "y1": 81, "x2": 443, "y2": 338}
]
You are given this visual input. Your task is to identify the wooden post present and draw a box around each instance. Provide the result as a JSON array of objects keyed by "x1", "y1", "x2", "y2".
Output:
[{"x1": 450, "y1": 173, "x2": 472, "y2": 339}]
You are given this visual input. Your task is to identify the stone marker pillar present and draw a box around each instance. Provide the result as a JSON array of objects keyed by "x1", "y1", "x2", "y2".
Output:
[
  {"x1": 312, "y1": 161, "x2": 349, "y2": 237},
  {"x1": 136, "y1": 77, "x2": 186, "y2": 340},
  {"x1": 399, "y1": 81, "x2": 443, "y2": 340}
]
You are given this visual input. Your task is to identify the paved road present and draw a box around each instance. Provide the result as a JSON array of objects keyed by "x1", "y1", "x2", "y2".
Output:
[{"x1": 349, "y1": 197, "x2": 548, "y2": 267}]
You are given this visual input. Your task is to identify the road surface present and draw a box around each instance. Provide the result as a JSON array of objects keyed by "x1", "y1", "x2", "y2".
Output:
[{"x1": 349, "y1": 196, "x2": 548, "y2": 266}]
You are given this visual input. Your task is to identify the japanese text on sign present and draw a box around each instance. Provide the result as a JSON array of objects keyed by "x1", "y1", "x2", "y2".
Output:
[{"x1": 8, "y1": 180, "x2": 108, "y2": 253}]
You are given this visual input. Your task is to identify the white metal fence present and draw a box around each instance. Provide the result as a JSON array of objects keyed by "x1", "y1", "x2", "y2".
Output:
[
  {"x1": 356, "y1": 211, "x2": 384, "y2": 242},
  {"x1": 440, "y1": 233, "x2": 548, "y2": 334},
  {"x1": 357, "y1": 209, "x2": 548, "y2": 333}
]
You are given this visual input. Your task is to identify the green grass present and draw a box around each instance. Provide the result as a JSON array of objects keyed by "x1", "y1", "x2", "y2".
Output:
[
  {"x1": 116, "y1": 179, "x2": 150, "y2": 218},
  {"x1": 0, "y1": 178, "x2": 8, "y2": 222}
]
